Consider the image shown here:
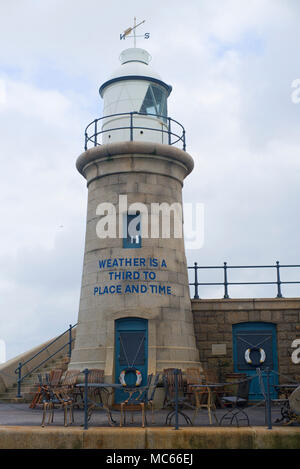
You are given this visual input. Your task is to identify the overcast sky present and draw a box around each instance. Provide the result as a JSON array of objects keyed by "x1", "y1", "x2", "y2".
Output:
[{"x1": 0, "y1": 0, "x2": 299, "y2": 360}]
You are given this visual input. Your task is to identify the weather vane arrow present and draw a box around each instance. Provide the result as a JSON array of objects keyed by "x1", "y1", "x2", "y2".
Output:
[{"x1": 120, "y1": 17, "x2": 150, "y2": 47}]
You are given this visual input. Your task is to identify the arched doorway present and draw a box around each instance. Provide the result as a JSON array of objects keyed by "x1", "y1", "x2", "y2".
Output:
[
  {"x1": 114, "y1": 317, "x2": 148, "y2": 403},
  {"x1": 232, "y1": 322, "x2": 278, "y2": 401}
]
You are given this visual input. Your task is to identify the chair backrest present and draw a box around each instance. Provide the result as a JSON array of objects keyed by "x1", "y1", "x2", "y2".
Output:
[
  {"x1": 87, "y1": 369, "x2": 104, "y2": 384},
  {"x1": 204, "y1": 369, "x2": 218, "y2": 384},
  {"x1": 37, "y1": 373, "x2": 44, "y2": 386},
  {"x1": 149, "y1": 373, "x2": 160, "y2": 401},
  {"x1": 225, "y1": 373, "x2": 247, "y2": 396},
  {"x1": 186, "y1": 368, "x2": 203, "y2": 385},
  {"x1": 237, "y1": 377, "x2": 250, "y2": 403},
  {"x1": 49, "y1": 369, "x2": 63, "y2": 386},
  {"x1": 163, "y1": 368, "x2": 184, "y2": 400},
  {"x1": 61, "y1": 370, "x2": 80, "y2": 386}
]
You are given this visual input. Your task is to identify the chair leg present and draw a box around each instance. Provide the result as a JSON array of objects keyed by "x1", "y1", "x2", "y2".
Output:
[
  {"x1": 64, "y1": 404, "x2": 68, "y2": 427},
  {"x1": 120, "y1": 403, "x2": 124, "y2": 427},
  {"x1": 49, "y1": 403, "x2": 54, "y2": 424},
  {"x1": 151, "y1": 402, "x2": 155, "y2": 425},
  {"x1": 141, "y1": 403, "x2": 145, "y2": 428},
  {"x1": 192, "y1": 408, "x2": 198, "y2": 425},
  {"x1": 41, "y1": 402, "x2": 48, "y2": 427}
]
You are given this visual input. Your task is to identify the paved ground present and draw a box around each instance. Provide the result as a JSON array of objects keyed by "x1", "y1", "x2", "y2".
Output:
[{"x1": 0, "y1": 402, "x2": 296, "y2": 428}]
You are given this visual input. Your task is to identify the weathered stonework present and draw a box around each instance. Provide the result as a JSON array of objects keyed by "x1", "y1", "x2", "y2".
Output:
[
  {"x1": 192, "y1": 298, "x2": 300, "y2": 382},
  {"x1": 69, "y1": 141, "x2": 201, "y2": 378}
]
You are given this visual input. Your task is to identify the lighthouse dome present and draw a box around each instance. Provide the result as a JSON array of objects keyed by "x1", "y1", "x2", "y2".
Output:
[{"x1": 99, "y1": 48, "x2": 172, "y2": 97}]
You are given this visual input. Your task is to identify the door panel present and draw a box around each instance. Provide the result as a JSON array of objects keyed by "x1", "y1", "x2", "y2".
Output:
[
  {"x1": 233, "y1": 322, "x2": 278, "y2": 401},
  {"x1": 115, "y1": 317, "x2": 148, "y2": 403}
]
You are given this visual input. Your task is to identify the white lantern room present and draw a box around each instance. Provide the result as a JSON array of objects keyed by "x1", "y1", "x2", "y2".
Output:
[{"x1": 98, "y1": 47, "x2": 172, "y2": 145}]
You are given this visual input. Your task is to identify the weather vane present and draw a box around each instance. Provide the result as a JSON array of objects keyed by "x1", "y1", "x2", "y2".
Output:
[{"x1": 120, "y1": 17, "x2": 150, "y2": 47}]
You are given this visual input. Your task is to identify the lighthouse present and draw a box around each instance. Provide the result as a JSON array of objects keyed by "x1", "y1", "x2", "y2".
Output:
[{"x1": 68, "y1": 22, "x2": 202, "y2": 391}]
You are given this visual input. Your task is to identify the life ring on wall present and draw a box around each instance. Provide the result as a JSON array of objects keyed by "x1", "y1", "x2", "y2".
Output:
[
  {"x1": 245, "y1": 347, "x2": 266, "y2": 365},
  {"x1": 119, "y1": 368, "x2": 142, "y2": 387}
]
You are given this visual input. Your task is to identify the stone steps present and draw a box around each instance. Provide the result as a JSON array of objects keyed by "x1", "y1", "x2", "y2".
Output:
[{"x1": 0, "y1": 354, "x2": 70, "y2": 403}]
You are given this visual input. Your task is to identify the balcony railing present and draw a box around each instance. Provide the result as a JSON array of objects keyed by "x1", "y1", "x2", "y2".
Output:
[{"x1": 84, "y1": 111, "x2": 186, "y2": 151}]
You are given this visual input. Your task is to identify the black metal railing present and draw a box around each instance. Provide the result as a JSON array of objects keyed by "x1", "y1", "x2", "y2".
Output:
[
  {"x1": 15, "y1": 323, "x2": 77, "y2": 398},
  {"x1": 188, "y1": 261, "x2": 300, "y2": 299},
  {"x1": 84, "y1": 111, "x2": 186, "y2": 151},
  {"x1": 77, "y1": 367, "x2": 289, "y2": 430}
]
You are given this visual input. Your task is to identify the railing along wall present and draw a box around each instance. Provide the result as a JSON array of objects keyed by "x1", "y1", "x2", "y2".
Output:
[
  {"x1": 15, "y1": 323, "x2": 77, "y2": 398},
  {"x1": 188, "y1": 261, "x2": 300, "y2": 300}
]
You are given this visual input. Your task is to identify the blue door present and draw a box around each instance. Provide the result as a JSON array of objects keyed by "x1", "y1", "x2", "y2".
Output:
[
  {"x1": 115, "y1": 317, "x2": 148, "y2": 403},
  {"x1": 232, "y1": 322, "x2": 278, "y2": 401}
]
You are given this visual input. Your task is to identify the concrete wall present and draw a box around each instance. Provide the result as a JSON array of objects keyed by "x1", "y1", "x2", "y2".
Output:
[{"x1": 192, "y1": 298, "x2": 300, "y2": 382}]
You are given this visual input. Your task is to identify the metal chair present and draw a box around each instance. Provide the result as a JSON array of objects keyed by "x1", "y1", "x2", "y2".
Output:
[
  {"x1": 163, "y1": 368, "x2": 193, "y2": 425},
  {"x1": 220, "y1": 375, "x2": 250, "y2": 426},
  {"x1": 120, "y1": 374, "x2": 153, "y2": 428}
]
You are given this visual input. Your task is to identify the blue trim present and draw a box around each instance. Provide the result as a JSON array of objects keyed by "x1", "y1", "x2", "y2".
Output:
[
  {"x1": 115, "y1": 317, "x2": 148, "y2": 403},
  {"x1": 99, "y1": 75, "x2": 172, "y2": 97},
  {"x1": 232, "y1": 322, "x2": 279, "y2": 401}
]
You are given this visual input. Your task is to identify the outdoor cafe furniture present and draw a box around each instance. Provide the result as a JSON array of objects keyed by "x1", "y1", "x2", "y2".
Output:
[
  {"x1": 185, "y1": 367, "x2": 204, "y2": 405},
  {"x1": 76, "y1": 382, "x2": 123, "y2": 426},
  {"x1": 163, "y1": 368, "x2": 193, "y2": 425},
  {"x1": 29, "y1": 369, "x2": 64, "y2": 409},
  {"x1": 39, "y1": 373, "x2": 74, "y2": 427},
  {"x1": 190, "y1": 383, "x2": 222, "y2": 425},
  {"x1": 76, "y1": 369, "x2": 104, "y2": 406},
  {"x1": 146, "y1": 373, "x2": 160, "y2": 424},
  {"x1": 119, "y1": 377, "x2": 152, "y2": 428},
  {"x1": 219, "y1": 376, "x2": 250, "y2": 426},
  {"x1": 274, "y1": 383, "x2": 299, "y2": 425}
]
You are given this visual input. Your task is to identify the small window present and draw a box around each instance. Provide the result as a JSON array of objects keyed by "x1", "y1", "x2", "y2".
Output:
[
  {"x1": 123, "y1": 212, "x2": 142, "y2": 249},
  {"x1": 140, "y1": 84, "x2": 167, "y2": 122}
]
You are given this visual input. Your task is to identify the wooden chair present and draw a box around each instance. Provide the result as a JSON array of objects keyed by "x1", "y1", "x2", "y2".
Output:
[
  {"x1": 204, "y1": 368, "x2": 225, "y2": 408},
  {"x1": 185, "y1": 368, "x2": 204, "y2": 404},
  {"x1": 146, "y1": 373, "x2": 160, "y2": 424},
  {"x1": 120, "y1": 374, "x2": 153, "y2": 428},
  {"x1": 40, "y1": 374, "x2": 74, "y2": 427},
  {"x1": 163, "y1": 368, "x2": 193, "y2": 425},
  {"x1": 49, "y1": 369, "x2": 63, "y2": 386},
  {"x1": 29, "y1": 373, "x2": 48, "y2": 409},
  {"x1": 29, "y1": 369, "x2": 64, "y2": 409},
  {"x1": 59, "y1": 369, "x2": 81, "y2": 407},
  {"x1": 86, "y1": 369, "x2": 104, "y2": 407}
]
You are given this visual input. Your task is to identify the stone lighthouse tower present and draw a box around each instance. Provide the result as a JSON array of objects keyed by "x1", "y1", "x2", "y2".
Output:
[{"x1": 69, "y1": 31, "x2": 201, "y2": 388}]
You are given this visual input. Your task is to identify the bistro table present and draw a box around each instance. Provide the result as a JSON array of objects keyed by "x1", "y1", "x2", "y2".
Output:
[
  {"x1": 190, "y1": 384, "x2": 224, "y2": 425},
  {"x1": 273, "y1": 384, "x2": 299, "y2": 424},
  {"x1": 76, "y1": 383, "x2": 148, "y2": 428},
  {"x1": 76, "y1": 382, "x2": 123, "y2": 427}
]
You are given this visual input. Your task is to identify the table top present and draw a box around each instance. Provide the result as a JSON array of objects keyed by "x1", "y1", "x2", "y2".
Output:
[
  {"x1": 76, "y1": 382, "x2": 147, "y2": 390},
  {"x1": 274, "y1": 384, "x2": 299, "y2": 389},
  {"x1": 190, "y1": 383, "x2": 224, "y2": 388},
  {"x1": 76, "y1": 383, "x2": 123, "y2": 388}
]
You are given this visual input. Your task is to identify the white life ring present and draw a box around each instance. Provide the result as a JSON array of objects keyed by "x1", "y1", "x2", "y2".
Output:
[
  {"x1": 245, "y1": 347, "x2": 266, "y2": 365},
  {"x1": 119, "y1": 368, "x2": 142, "y2": 387}
]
